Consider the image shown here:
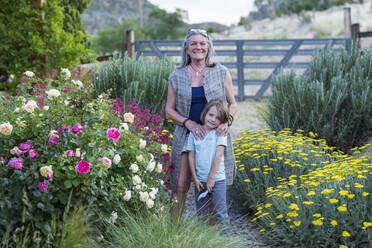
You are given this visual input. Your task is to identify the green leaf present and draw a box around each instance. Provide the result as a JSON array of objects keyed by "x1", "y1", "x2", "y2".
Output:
[{"x1": 64, "y1": 180, "x2": 72, "y2": 189}]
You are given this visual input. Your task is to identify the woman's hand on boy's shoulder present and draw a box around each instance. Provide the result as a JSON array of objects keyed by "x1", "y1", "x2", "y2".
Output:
[{"x1": 216, "y1": 123, "x2": 229, "y2": 136}]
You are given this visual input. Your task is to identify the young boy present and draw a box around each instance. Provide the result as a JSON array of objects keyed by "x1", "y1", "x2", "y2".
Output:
[{"x1": 185, "y1": 99, "x2": 230, "y2": 226}]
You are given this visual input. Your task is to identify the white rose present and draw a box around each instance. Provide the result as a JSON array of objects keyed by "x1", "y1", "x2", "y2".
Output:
[
  {"x1": 40, "y1": 165, "x2": 53, "y2": 177},
  {"x1": 10, "y1": 146, "x2": 18, "y2": 155},
  {"x1": 135, "y1": 184, "x2": 141, "y2": 190},
  {"x1": 132, "y1": 175, "x2": 142, "y2": 185},
  {"x1": 129, "y1": 163, "x2": 139, "y2": 173},
  {"x1": 24, "y1": 71, "x2": 35, "y2": 77},
  {"x1": 123, "y1": 190, "x2": 131, "y2": 201},
  {"x1": 49, "y1": 130, "x2": 58, "y2": 138},
  {"x1": 8, "y1": 74, "x2": 15, "y2": 83},
  {"x1": 23, "y1": 100, "x2": 38, "y2": 113},
  {"x1": 14, "y1": 107, "x2": 20, "y2": 113},
  {"x1": 61, "y1": 68, "x2": 71, "y2": 79},
  {"x1": 39, "y1": 114, "x2": 43, "y2": 117},
  {"x1": 46, "y1": 89, "x2": 61, "y2": 98},
  {"x1": 151, "y1": 187, "x2": 158, "y2": 195},
  {"x1": 119, "y1": 122, "x2": 129, "y2": 131},
  {"x1": 75, "y1": 148, "x2": 81, "y2": 157},
  {"x1": 111, "y1": 211, "x2": 118, "y2": 223},
  {"x1": 72, "y1": 79, "x2": 83, "y2": 88},
  {"x1": 43, "y1": 105, "x2": 49, "y2": 111},
  {"x1": 139, "y1": 139, "x2": 146, "y2": 149},
  {"x1": 139, "y1": 191, "x2": 149, "y2": 202},
  {"x1": 146, "y1": 199, "x2": 154, "y2": 209},
  {"x1": 146, "y1": 161, "x2": 156, "y2": 172},
  {"x1": 123, "y1": 112, "x2": 134, "y2": 123},
  {"x1": 136, "y1": 155, "x2": 143, "y2": 162},
  {"x1": 141, "y1": 183, "x2": 147, "y2": 190},
  {"x1": 161, "y1": 144, "x2": 168, "y2": 153},
  {"x1": 0, "y1": 122, "x2": 13, "y2": 136},
  {"x1": 113, "y1": 154, "x2": 121, "y2": 164},
  {"x1": 149, "y1": 188, "x2": 158, "y2": 199},
  {"x1": 156, "y1": 163, "x2": 163, "y2": 173}
]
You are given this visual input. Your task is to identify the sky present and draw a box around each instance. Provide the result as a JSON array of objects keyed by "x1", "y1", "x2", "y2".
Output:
[{"x1": 149, "y1": 0, "x2": 256, "y2": 25}]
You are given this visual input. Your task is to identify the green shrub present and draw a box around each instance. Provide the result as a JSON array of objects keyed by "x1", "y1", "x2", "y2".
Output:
[
  {"x1": 0, "y1": 70, "x2": 170, "y2": 246},
  {"x1": 89, "y1": 210, "x2": 244, "y2": 248},
  {"x1": 0, "y1": 0, "x2": 94, "y2": 88},
  {"x1": 92, "y1": 53, "x2": 175, "y2": 115},
  {"x1": 265, "y1": 45, "x2": 372, "y2": 152}
]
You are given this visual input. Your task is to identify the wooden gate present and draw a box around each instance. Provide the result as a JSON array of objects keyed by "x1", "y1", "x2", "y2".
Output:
[{"x1": 135, "y1": 38, "x2": 351, "y2": 101}]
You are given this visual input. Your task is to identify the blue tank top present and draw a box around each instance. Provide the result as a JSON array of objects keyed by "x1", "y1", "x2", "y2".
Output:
[{"x1": 189, "y1": 86, "x2": 207, "y2": 124}]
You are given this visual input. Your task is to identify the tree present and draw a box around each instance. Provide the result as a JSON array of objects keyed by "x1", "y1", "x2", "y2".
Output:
[
  {"x1": 147, "y1": 8, "x2": 187, "y2": 40},
  {"x1": 92, "y1": 19, "x2": 151, "y2": 55},
  {"x1": 0, "y1": 0, "x2": 93, "y2": 86}
]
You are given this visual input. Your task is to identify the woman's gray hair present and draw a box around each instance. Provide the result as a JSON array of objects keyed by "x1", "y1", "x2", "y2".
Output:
[{"x1": 178, "y1": 30, "x2": 216, "y2": 69}]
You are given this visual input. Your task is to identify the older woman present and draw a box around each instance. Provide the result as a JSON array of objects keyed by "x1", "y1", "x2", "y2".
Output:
[{"x1": 165, "y1": 29, "x2": 237, "y2": 218}]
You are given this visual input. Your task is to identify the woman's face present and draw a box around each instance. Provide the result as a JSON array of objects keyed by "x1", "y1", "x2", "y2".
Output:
[{"x1": 186, "y1": 34, "x2": 208, "y2": 62}]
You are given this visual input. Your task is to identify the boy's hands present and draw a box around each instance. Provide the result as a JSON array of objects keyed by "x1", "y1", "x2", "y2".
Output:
[
  {"x1": 206, "y1": 177, "x2": 215, "y2": 193},
  {"x1": 194, "y1": 179, "x2": 204, "y2": 192}
]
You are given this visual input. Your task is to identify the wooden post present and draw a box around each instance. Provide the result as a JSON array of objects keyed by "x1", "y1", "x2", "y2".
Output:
[
  {"x1": 126, "y1": 29, "x2": 135, "y2": 59},
  {"x1": 351, "y1": 23, "x2": 361, "y2": 48},
  {"x1": 344, "y1": 7, "x2": 351, "y2": 37}
]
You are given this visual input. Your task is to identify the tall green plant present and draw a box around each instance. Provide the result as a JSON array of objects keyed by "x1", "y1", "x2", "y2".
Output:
[
  {"x1": 92, "y1": 53, "x2": 175, "y2": 115},
  {"x1": 89, "y1": 210, "x2": 244, "y2": 248},
  {"x1": 265, "y1": 45, "x2": 372, "y2": 152}
]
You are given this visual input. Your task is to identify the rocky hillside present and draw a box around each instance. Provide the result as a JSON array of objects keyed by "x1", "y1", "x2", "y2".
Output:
[
  {"x1": 214, "y1": 0, "x2": 372, "y2": 48},
  {"x1": 82, "y1": 0, "x2": 156, "y2": 36}
]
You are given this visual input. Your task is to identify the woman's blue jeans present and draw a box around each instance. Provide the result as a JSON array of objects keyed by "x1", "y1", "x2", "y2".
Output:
[{"x1": 194, "y1": 180, "x2": 230, "y2": 226}]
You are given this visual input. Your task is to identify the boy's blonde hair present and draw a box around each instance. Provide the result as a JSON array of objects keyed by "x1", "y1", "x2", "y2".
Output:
[{"x1": 200, "y1": 99, "x2": 229, "y2": 124}]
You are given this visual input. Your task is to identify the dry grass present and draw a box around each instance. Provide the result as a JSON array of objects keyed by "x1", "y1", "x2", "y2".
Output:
[{"x1": 230, "y1": 100, "x2": 268, "y2": 139}]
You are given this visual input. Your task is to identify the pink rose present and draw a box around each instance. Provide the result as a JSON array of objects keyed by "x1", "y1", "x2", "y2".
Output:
[
  {"x1": 19, "y1": 141, "x2": 32, "y2": 152},
  {"x1": 0, "y1": 157, "x2": 3, "y2": 162},
  {"x1": 66, "y1": 149, "x2": 74, "y2": 157},
  {"x1": 63, "y1": 125, "x2": 71, "y2": 132},
  {"x1": 37, "y1": 182, "x2": 48, "y2": 192},
  {"x1": 75, "y1": 160, "x2": 90, "y2": 173},
  {"x1": 8, "y1": 157, "x2": 24, "y2": 170},
  {"x1": 72, "y1": 123, "x2": 83, "y2": 134},
  {"x1": 99, "y1": 157, "x2": 112, "y2": 168},
  {"x1": 106, "y1": 128, "x2": 120, "y2": 142},
  {"x1": 48, "y1": 136, "x2": 59, "y2": 145},
  {"x1": 16, "y1": 141, "x2": 32, "y2": 156},
  {"x1": 46, "y1": 173, "x2": 53, "y2": 180},
  {"x1": 29, "y1": 149, "x2": 38, "y2": 159}
]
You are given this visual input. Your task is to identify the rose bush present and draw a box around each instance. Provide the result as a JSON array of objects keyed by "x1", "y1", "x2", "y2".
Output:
[{"x1": 0, "y1": 69, "x2": 171, "y2": 246}]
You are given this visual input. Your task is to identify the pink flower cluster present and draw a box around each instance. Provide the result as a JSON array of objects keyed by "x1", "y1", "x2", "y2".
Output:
[
  {"x1": 8, "y1": 157, "x2": 24, "y2": 170},
  {"x1": 7, "y1": 141, "x2": 39, "y2": 170},
  {"x1": 111, "y1": 98, "x2": 172, "y2": 187}
]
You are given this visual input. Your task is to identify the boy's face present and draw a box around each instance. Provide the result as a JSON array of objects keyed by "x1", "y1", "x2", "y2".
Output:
[{"x1": 204, "y1": 106, "x2": 221, "y2": 130}]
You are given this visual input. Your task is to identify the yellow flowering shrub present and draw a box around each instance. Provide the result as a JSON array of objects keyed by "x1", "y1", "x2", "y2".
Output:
[{"x1": 231, "y1": 129, "x2": 371, "y2": 247}]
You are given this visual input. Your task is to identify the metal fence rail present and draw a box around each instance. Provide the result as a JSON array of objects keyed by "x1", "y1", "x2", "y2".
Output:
[{"x1": 135, "y1": 38, "x2": 351, "y2": 101}]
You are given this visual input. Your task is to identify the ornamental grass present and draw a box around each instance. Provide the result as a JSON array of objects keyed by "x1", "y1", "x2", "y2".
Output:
[{"x1": 231, "y1": 129, "x2": 371, "y2": 247}]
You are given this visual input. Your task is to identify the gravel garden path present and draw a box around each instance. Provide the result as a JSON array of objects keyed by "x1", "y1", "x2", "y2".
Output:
[{"x1": 184, "y1": 101, "x2": 279, "y2": 247}]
